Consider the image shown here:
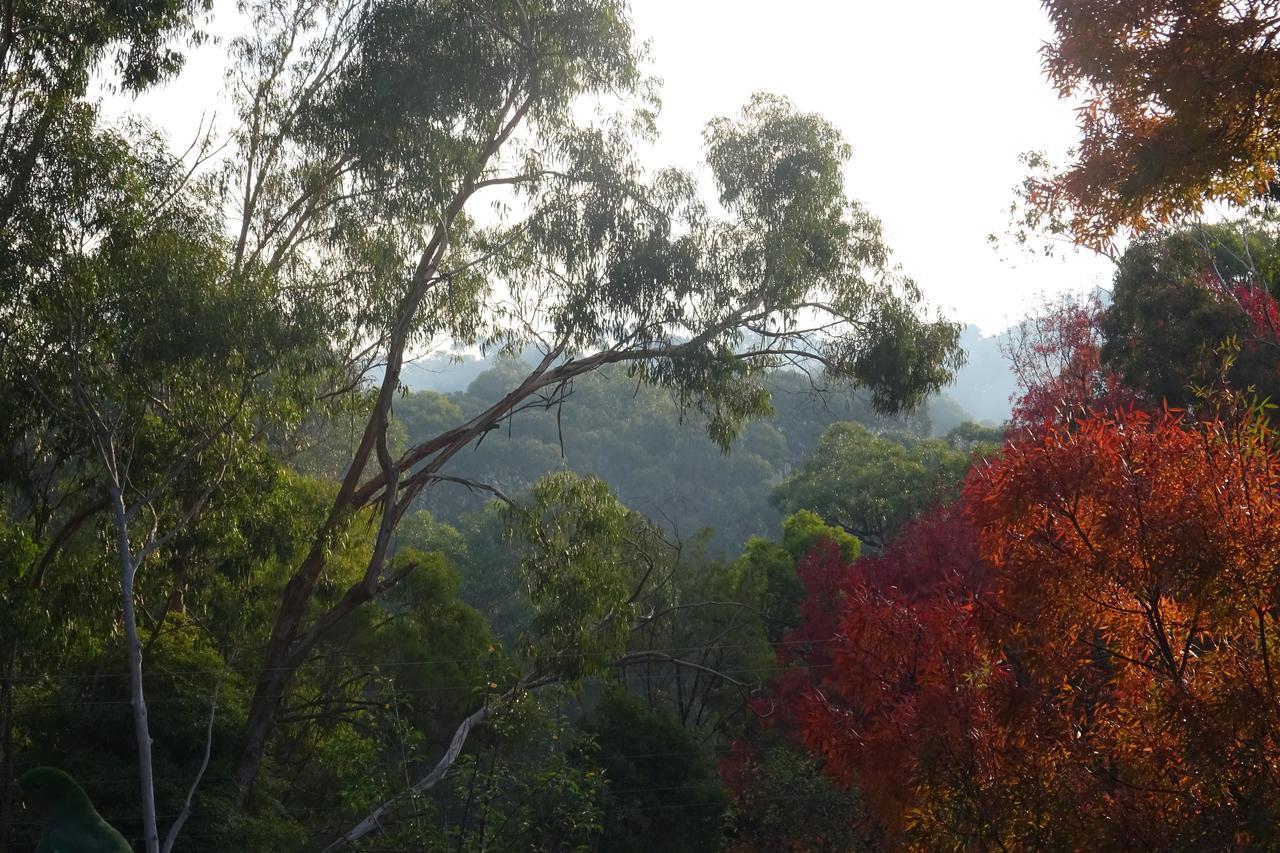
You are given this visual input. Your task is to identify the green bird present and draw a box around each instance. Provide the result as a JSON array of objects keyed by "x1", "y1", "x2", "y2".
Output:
[{"x1": 18, "y1": 767, "x2": 132, "y2": 853}]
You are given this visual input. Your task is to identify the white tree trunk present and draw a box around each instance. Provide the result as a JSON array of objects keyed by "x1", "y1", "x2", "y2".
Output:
[{"x1": 110, "y1": 488, "x2": 160, "y2": 853}]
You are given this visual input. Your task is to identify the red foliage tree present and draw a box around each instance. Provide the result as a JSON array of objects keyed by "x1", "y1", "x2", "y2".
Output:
[
  {"x1": 785, "y1": 508, "x2": 995, "y2": 826},
  {"x1": 1003, "y1": 294, "x2": 1138, "y2": 434},
  {"x1": 969, "y1": 408, "x2": 1280, "y2": 847},
  {"x1": 772, "y1": 387, "x2": 1280, "y2": 847}
]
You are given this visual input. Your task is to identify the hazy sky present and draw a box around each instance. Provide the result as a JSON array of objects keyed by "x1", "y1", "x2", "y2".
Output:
[
  {"x1": 627, "y1": 0, "x2": 1115, "y2": 335},
  {"x1": 113, "y1": 0, "x2": 1116, "y2": 336}
]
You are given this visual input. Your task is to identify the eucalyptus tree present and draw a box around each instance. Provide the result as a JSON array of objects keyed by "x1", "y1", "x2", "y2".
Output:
[
  {"x1": 2, "y1": 0, "x2": 965, "y2": 831},
  {"x1": 0, "y1": 0, "x2": 211, "y2": 238},
  {"x1": 0, "y1": 115, "x2": 329, "y2": 851},
  {"x1": 0, "y1": 2, "x2": 295, "y2": 849},
  {"x1": 0, "y1": 0, "x2": 220, "y2": 563},
  {"x1": 219, "y1": 0, "x2": 965, "y2": 797}
]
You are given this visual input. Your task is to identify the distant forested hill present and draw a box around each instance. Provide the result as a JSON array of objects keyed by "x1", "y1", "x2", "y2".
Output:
[
  {"x1": 332, "y1": 361, "x2": 981, "y2": 554},
  {"x1": 402, "y1": 326, "x2": 1016, "y2": 427},
  {"x1": 942, "y1": 326, "x2": 1016, "y2": 425},
  {"x1": 375, "y1": 330, "x2": 1013, "y2": 555}
]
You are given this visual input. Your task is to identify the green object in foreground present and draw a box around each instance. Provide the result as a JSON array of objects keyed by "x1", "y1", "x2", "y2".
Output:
[{"x1": 18, "y1": 768, "x2": 132, "y2": 853}]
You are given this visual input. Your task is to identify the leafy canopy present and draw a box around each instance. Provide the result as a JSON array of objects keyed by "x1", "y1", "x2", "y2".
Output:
[
  {"x1": 1036, "y1": 0, "x2": 1280, "y2": 247},
  {"x1": 770, "y1": 422, "x2": 975, "y2": 546}
]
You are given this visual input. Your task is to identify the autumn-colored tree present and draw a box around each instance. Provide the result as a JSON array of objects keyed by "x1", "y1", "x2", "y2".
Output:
[
  {"x1": 776, "y1": 401, "x2": 1280, "y2": 848},
  {"x1": 767, "y1": 506, "x2": 1028, "y2": 848},
  {"x1": 1003, "y1": 294, "x2": 1138, "y2": 433},
  {"x1": 1037, "y1": 0, "x2": 1280, "y2": 247},
  {"x1": 976, "y1": 407, "x2": 1280, "y2": 847},
  {"x1": 756, "y1": 297, "x2": 1113, "y2": 847},
  {"x1": 767, "y1": 282, "x2": 1280, "y2": 846}
]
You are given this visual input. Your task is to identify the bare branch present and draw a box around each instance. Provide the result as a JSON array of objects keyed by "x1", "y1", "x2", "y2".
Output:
[
  {"x1": 321, "y1": 671, "x2": 554, "y2": 853},
  {"x1": 615, "y1": 651, "x2": 751, "y2": 690},
  {"x1": 160, "y1": 678, "x2": 221, "y2": 853}
]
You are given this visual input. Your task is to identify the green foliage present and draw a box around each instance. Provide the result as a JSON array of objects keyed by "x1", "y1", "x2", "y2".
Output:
[
  {"x1": 778, "y1": 509, "x2": 861, "y2": 563},
  {"x1": 944, "y1": 420, "x2": 1005, "y2": 451},
  {"x1": 1101, "y1": 222, "x2": 1280, "y2": 406},
  {"x1": 727, "y1": 512, "x2": 857, "y2": 642},
  {"x1": 728, "y1": 538, "x2": 806, "y2": 644},
  {"x1": 723, "y1": 745, "x2": 876, "y2": 852},
  {"x1": 515, "y1": 473, "x2": 651, "y2": 680},
  {"x1": 2, "y1": 111, "x2": 318, "y2": 484},
  {"x1": 770, "y1": 422, "x2": 973, "y2": 545},
  {"x1": 449, "y1": 504, "x2": 535, "y2": 646},
  {"x1": 2, "y1": 0, "x2": 973, "y2": 848},
  {"x1": 582, "y1": 690, "x2": 728, "y2": 853},
  {"x1": 3, "y1": 466, "x2": 499, "y2": 850},
  {"x1": 333, "y1": 686, "x2": 607, "y2": 852},
  {"x1": 702, "y1": 93, "x2": 964, "y2": 417},
  {"x1": 1, "y1": 0, "x2": 209, "y2": 94}
]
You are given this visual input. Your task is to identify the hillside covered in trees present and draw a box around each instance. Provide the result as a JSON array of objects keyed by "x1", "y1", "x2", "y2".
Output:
[
  {"x1": 7, "y1": 1, "x2": 1280, "y2": 851},
  {"x1": 300, "y1": 363, "x2": 984, "y2": 556}
]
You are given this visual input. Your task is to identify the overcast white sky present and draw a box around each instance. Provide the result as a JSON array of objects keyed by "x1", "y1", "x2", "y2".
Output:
[
  {"x1": 113, "y1": 0, "x2": 1115, "y2": 336},
  {"x1": 627, "y1": 0, "x2": 1116, "y2": 335}
]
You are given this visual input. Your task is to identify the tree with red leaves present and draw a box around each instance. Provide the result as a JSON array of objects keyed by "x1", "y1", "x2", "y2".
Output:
[
  {"x1": 1003, "y1": 294, "x2": 1133, "y2": 432},
  {"x1": 770, "y1": 504, "x2": 1025, "y2": 848},
  {"x1": 975, "y1": 407, "x2": 1280, "y2": 847},
  {"x1": 776, "y1": 405, "x2": 1280, "y2": 848},
  {"x1": 770, "y1": 286, "x2": 1280, "y2": 846}
]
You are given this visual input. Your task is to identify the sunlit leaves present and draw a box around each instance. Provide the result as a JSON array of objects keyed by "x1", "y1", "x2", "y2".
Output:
[
  {"x1": 514, "y1": 472, "x2": 651, "y2": 680},
  {"x1": 1037, "y1": 0, "x2": 1280, "y2": 247}
]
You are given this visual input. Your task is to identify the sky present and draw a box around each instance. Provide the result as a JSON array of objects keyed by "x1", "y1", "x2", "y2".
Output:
[
  {"x1": 111, "y1": 0, "x2": 1117, "y2": 337},
  {"x1": 626, "y1": 0, "x2": 1116, "y2": 335}
]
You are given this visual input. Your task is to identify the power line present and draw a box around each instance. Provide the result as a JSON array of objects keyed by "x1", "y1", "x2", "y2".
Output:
[
  {"x1": 9, "y1": 661, "x2": 838, "y2": 709},
  {"x1": 1, "y1": 634, "x2": 841, "y2": 685}
]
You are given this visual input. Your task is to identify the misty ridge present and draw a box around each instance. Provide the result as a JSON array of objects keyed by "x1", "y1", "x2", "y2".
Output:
[{"x1": 353, "y1": 328, "x2": 1016, "y2": 557}]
